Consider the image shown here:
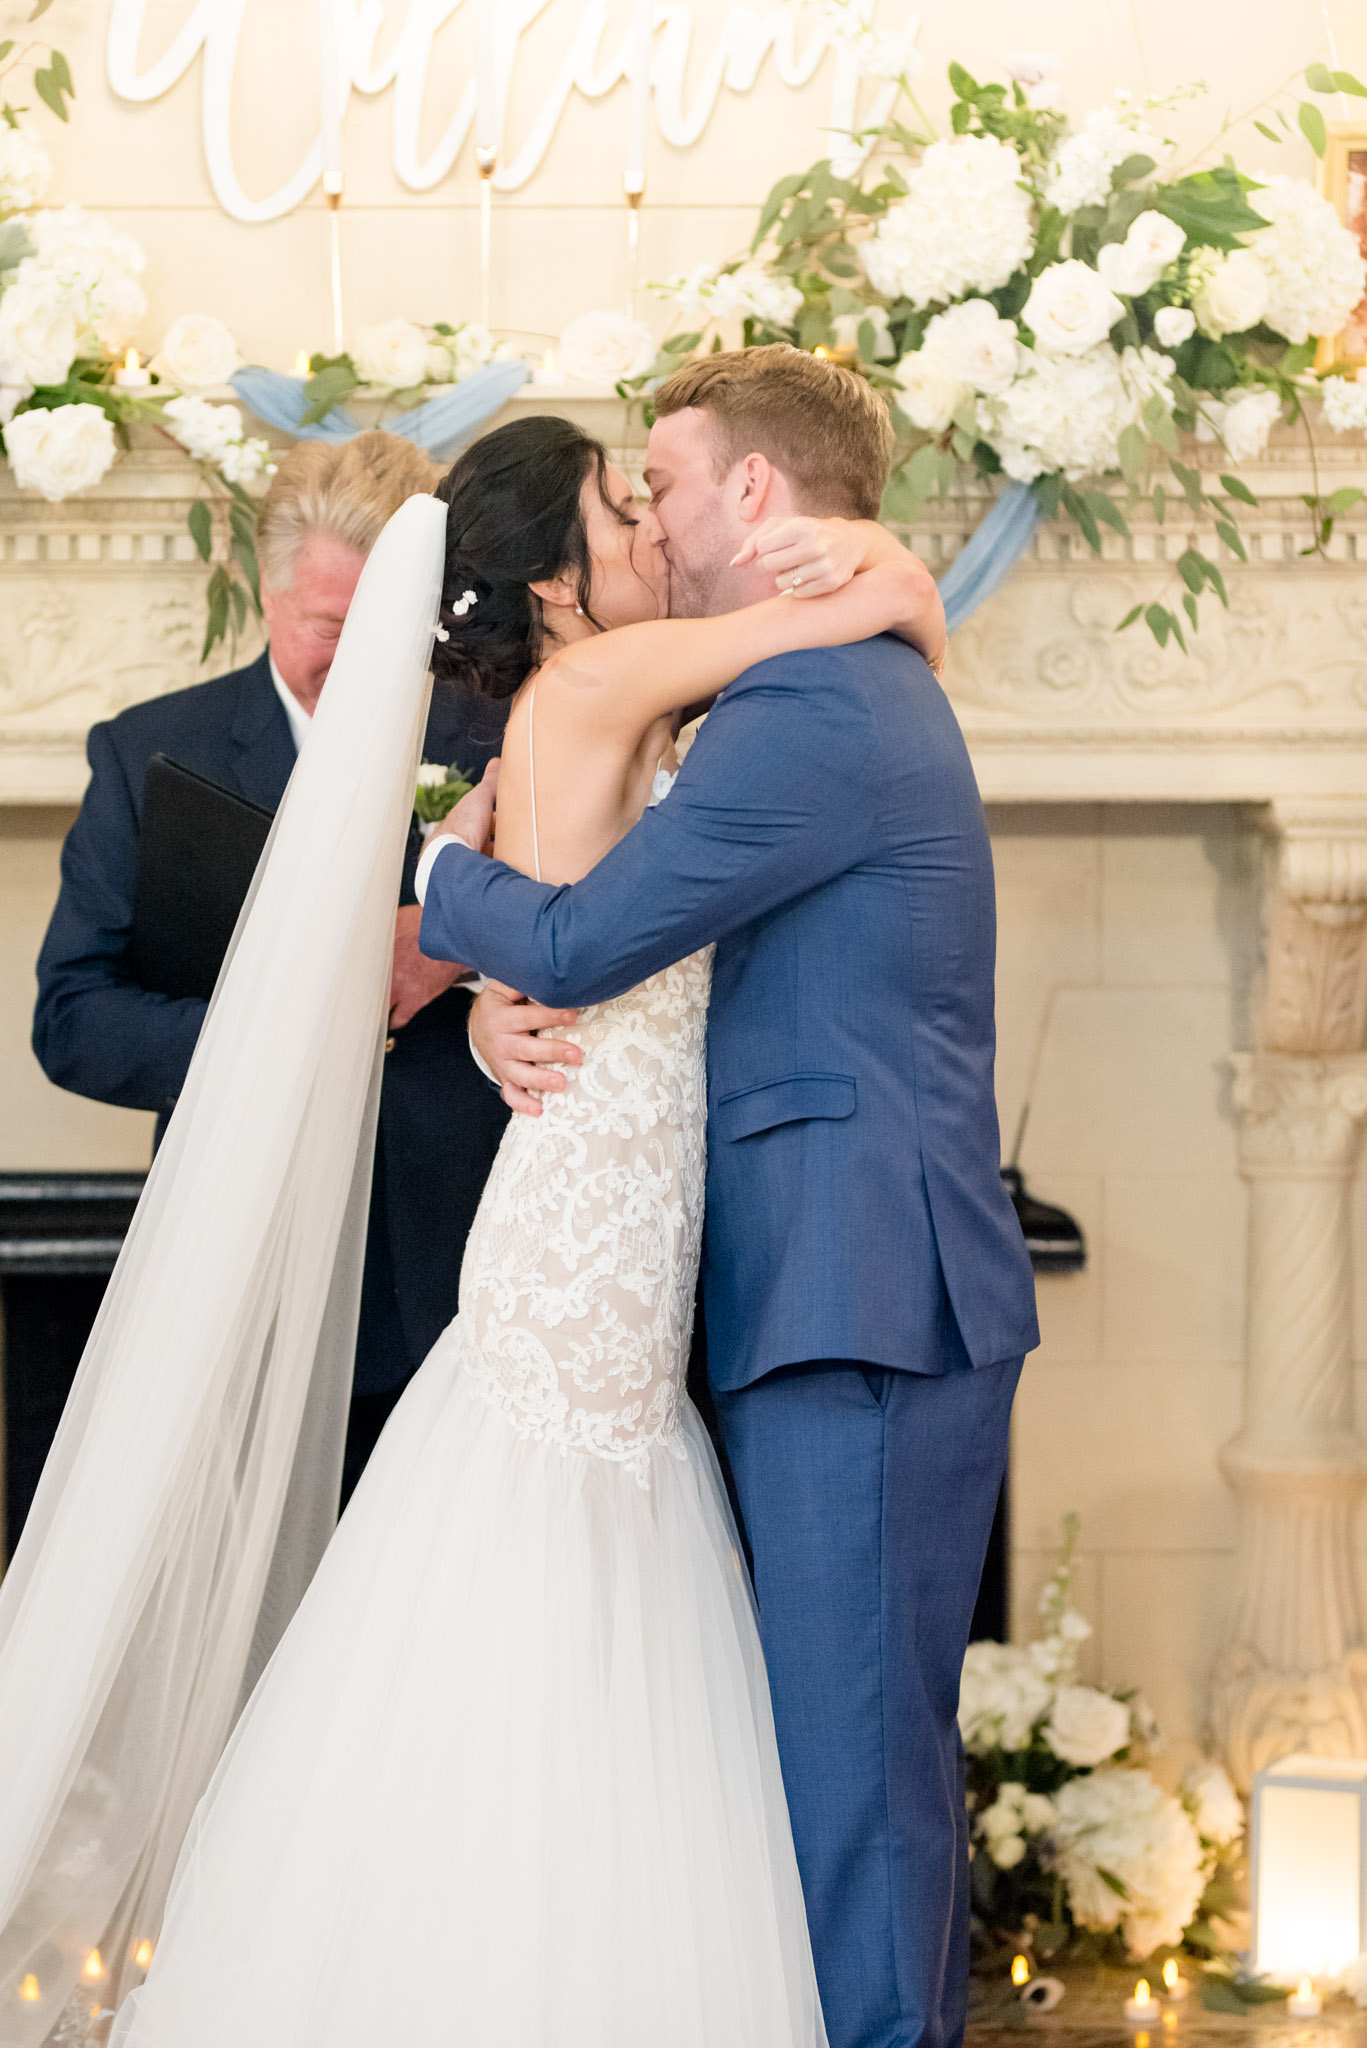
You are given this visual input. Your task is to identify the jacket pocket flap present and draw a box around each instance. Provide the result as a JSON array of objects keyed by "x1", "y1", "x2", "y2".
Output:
[{"x1": 714, "y1": 1073, "x2": 856, "y2": 1141}]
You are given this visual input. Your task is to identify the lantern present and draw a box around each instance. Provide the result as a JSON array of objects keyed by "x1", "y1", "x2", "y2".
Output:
[{"x1": 1251, "y1": 1752, "x2": 1367, "y2": 1976}]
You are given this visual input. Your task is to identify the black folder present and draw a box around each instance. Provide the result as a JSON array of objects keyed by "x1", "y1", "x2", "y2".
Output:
[{"x1": 128, "y1": 753, "x2": 274, "y2": 1003}]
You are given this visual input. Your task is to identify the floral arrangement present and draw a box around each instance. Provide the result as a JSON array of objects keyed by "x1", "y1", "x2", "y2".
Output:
[
  {"x1": 962, "y1": 1518, "x2": 1244, "y2": 1964},
  {"x1": 634, "y1": 27, "x2": 1367, "y2": 650},
  {"x1": 295, "y1": 318, "x2": 519, "y2": 427}
]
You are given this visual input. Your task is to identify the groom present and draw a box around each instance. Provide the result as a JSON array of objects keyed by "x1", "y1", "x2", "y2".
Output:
[{"x1": 417, "y1": 346, "x2": 1039, "y2": 2048}]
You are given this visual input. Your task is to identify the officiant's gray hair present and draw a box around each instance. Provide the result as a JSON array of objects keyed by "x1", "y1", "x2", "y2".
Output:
[{"x1": 256, "y1": 431, "x2": 440, "y2": 590}]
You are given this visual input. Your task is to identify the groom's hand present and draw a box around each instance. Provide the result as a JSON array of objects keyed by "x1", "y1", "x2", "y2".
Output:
[
  {"x1": 470, "y1": 982, "x2": 581, "y2": 1118},
  {"x1": 430, "y1": 757, "x2": 500, "y2": 856}
]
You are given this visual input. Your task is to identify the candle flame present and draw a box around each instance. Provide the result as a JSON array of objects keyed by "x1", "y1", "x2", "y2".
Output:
[
  {"x1": 134, "y1": 1940, "x2": 154, "y2": 1970},
  {"x1": 1162, "y1": 1961, "x2": 1179, "y2": 1991},
  {"x1": 543, "y1": 349, "x2": 557, "y2": 374},
  {"x1": 124, "y1": 348, "x2": 141, "y2": 374},
  {"x1": 1135, "y1": 1981, "x2": 1151, "y2": 2004},
  {"x1": 1298, "y1": 1979, "x2": 1313, "y2": 2001},
  {"x1": 1011, "y1": 1955, "x2": 1030, "y2": 1987},
  {"x1": 1135, "y1": 2035, "x2": 1150, "y2": 2048},
  {"x1": 82, "y1": 1950, "x2": 104, "y2": 1981},
  {"x1": 812, "y1": 345, "x2": 829, "y2": 359},
  {"x1": 294, "y1": 350, "x2": 311, "y2": 377},
  {"x1": 18, "y1": 1975, "x2": 40, "y2": 2003}
]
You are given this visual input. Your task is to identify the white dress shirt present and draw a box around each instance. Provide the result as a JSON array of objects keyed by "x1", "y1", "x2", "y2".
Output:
[{"x1": 269, "y1": 654, "x2": 313, "y2": 755}]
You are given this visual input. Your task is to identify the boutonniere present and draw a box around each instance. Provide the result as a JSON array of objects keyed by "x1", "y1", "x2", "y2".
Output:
[{"x1": 414, "y1": 761, "x2": 474, "y2": 833}]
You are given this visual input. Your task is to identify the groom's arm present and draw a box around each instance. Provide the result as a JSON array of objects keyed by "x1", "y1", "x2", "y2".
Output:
[{"x1": 419, "y1": 652, "x2": 878, "y2": 1009}]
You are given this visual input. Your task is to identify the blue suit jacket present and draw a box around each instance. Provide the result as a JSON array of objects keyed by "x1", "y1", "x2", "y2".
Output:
[
  {"x1": 420, "y1": 635, "x2": 1038, "y2": 1392},
  {"x1": 33, "y1": 652, "x2": 511, "y2": 1395}
]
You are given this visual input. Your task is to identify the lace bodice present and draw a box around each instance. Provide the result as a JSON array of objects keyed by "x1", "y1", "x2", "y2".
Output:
[{"x1": 454, "y1": 946, "x2": 712, "y2": 1484}]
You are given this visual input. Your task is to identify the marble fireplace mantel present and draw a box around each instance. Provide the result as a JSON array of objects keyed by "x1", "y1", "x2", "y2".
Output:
[{"x1": 4, "y1": 398, "x2": 1367, "y2": 1784}]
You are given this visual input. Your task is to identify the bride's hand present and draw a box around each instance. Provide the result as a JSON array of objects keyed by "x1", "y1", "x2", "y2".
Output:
[{"x1": 730, "y1": 516, "x2": 872, "y2": 599}]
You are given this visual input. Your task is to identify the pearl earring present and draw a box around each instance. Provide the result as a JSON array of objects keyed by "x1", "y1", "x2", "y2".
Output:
[{"x1": 575, "y1": 604, "x2": 584, "y2": 616}]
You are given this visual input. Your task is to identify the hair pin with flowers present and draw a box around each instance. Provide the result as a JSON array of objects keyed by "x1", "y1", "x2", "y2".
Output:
[{"x1": 433, "y1": 588, "x2": 478, "y2": 641}]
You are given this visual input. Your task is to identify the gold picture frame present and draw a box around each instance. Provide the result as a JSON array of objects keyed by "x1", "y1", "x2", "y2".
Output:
[{"x1": 1315, "y1": 124, "x2": 1367, "y2": 368}]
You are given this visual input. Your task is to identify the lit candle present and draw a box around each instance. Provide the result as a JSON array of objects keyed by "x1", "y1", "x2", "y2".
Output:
[
  {"x1": 531, "y1": 348, "x2": 560, "y2": 388},
  {"x1": 318, "y1": 0, "x2": 344, "y2": 194},
  {"x1": 1010, "y1": 1955, "x2": 1031, "y2": 1988},
  {"x1": 133, "y1": 1940, "x2": 154, "y2": 1971},
  {"x1": 18, "y1": 1976, "x2": 40, "y2": 2003},
  {"x1": 1125, "y1": 1980, "x2": 1160, "y2": 2023},
  {"x1": 475, "y1": 0, "x2": 499, "y2": 157},
  {"x1": 624, "y1": 0, "x2": 652, "y2": 197},
  {"x1": 114, "y1": 347, "x2": 151, "y2": 390},
  {"x1": 1162, "y1": 1960, "x2": 1189, "y2": 2002},
  {"x1": 82, "y1": 1951, "x2": 105, "y2": 1981},
  {"x1": 1288, "y1": 1978, "x2": 1323, "y2": 2018},
  {"x1": 294, "y1": 350, "x2": 311, "y2": 377}
]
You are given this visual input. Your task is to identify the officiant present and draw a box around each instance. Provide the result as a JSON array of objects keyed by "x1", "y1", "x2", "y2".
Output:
[{"x1": 32, "y1": 431, "x2": 510, "y2": 1502}]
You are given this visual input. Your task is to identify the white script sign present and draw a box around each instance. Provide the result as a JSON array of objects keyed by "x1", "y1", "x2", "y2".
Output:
[{"x1": 106, "y1": 0, "x2": 919, "y2": 223}]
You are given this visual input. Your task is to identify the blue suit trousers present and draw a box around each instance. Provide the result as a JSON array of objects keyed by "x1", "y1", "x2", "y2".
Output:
[{"x1": 713, "y1": 1356, "x2": 1022, "y2": 2048}]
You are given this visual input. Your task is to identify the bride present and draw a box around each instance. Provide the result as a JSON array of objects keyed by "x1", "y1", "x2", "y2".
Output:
[{"x1": 0, "y1": 413, "x2": 943, "y2": 2047}]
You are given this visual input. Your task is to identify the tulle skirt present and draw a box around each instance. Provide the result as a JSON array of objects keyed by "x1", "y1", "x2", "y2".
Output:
[{"x1": 111, "y1": 1329, "x2": 827, "y2": 2047}]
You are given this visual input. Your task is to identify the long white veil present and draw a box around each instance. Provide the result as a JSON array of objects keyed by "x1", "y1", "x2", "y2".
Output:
[{"x1": 0, "y1": 492, "x2": 447, "y2": 2045}]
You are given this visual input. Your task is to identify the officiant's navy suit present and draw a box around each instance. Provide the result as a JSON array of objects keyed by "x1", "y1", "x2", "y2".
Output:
[
  {"x1": 419, "y1": 634, "x2": 1039, "y2": 2048},
  {"x1": 33, "y1": 652, "x2": 510, "y2": 1489}
]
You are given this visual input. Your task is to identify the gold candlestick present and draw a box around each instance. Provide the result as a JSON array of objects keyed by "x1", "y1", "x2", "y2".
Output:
[
  {"x1": 625, "y1": 182, "x2": 644, "y2": 319},
  {"x1": 324, "y1": 177, "x2": 345, "y2": 356},
  {"x1": 475, "y1": 146, "x2": 497, "y2": 331}
]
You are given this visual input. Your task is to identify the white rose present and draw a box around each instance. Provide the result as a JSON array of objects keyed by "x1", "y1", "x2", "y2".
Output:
[
  {"x1": 1180, "y1": 1760, "x2": 1244, "y2": 1846},
  {"x1": 558, "y1": 310, "x2": 656, "y2": 385},
  {"x1": 1153, "y1": 305, "x2": 1196, "y2": 348},
  {"x1": 353, "y1": 318, "x2": 431, "y2": 389},
  {"x1": 893, "y1": 351, "x2": 969, "y2": 432},
  {"x1": 0, "y1": 268, "x2": 78, "y2": 386},
  {"x1": 153, "y1": 313, "x2": 241, "y2": 391},
  {"x1": 452, "y1": 321, "x2": 497, "y2": 376},
  {"x1": 4, "y1": 400, "x2": 117, "y2": 501},
  {"x1": 921, "y1": 298, "x2": 1019, "y2": 393},
  {"x1": 1096, "y1": 211, "x2": 1186, "y2": 297},
  {"x1": 1044, "y1": 1684, "x2": 1132, "y2": 1766},
  {"x1": 1217, "y1": 388, "x2": 1281, "y2": 463},
  {"x1": 1024, "y1": 261, "x2": 1125, "y2": 356},
  {"x1": 425, "y1": 339, "x2": 456, "y2": 384},
  {"x1": 0, "y1": 127, "x2": 53, "y2": 214},
  {"x1": 1191, "y1": 247, "x2": 1268, "y2": 339}
]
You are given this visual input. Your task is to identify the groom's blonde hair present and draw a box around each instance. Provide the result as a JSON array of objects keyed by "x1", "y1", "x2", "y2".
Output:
[{"x1": 653, "y1": 344, "x2": 893, "y2": 520}]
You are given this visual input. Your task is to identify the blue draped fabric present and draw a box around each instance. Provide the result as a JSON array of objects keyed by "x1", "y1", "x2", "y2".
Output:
[
  {"x1": 230, "y1": 358, "x2": 531, "y2": 460},
  {"x1": 935, "y1": 481, "x2": 1040, "y2": 634}
]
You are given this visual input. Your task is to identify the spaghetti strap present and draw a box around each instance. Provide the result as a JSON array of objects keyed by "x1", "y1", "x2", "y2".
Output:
[{"x1": 527, "y1": 681, "x2": 541, "y2": 883}]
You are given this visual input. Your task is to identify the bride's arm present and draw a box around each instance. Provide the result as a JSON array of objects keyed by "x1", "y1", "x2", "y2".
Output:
[
  {"x1": 541, "y1": 541, "x2": 941, "y2": 739},
  {"x1": 733, "y1": 518, "x2": 946, "y2": 675}
]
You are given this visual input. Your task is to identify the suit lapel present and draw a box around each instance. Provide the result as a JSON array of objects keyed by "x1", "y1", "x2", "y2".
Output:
[{"x1": 228, "y1": 652, "x2": 297, "y2": 813}]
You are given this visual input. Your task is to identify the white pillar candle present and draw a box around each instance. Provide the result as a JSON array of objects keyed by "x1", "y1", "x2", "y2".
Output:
[
  {"x1": 624, "y1": 0, "x2": 652, "y2": 196},
  {"x1": 114, "y1": 348, "x2": 151, "y2": 390},
  {"x1": 1124, "y1": 1982, "x2": 1160, "y2": 2024},
  {"x1": 318, "y1": 0, "x2": 344, "y2": 192},
  {"x1": 475, "y1": 0, "x2": 499, "y2": 157},
  {"x1": 1288, "y1": 1979, "x2": 1323, "y2": 2018}
]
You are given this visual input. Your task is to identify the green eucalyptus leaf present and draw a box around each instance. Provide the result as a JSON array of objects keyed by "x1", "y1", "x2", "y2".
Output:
[
  {"x1": 663, "y1": 330, "x2": 702, "y2": 353},
  {"x1": 1112, "y1": 153, "x2": 1156, "y2": 186},
  {"x1": 1305, "y1": 60, "x2": 1336, "y2": 93},
  {"x1": 187, "y1": 499, "x2": 213, "y2": 563},
  {"x1": 0, "y1": 219, "x2": 33, "y2": 273},
  {"x1": 1219, "y1": 471, "x2": 1259, "y2": 505},
  {"x1": 1152, "y1": 482, "x2": 1166, "y2": 523},
  {"x1": 1170, "y1": 457, "x2": 1204, "y2": 511},
  {"x1": 1087, "y1": 491, "x2": 1130, "y2": 537},
  {"x1": 1143, "y1": 394, "x2": 1179, "y2": 454},
  {"x1": 1182, "y1": 590, "x2": 1199, "y2": 629},
  {"x1": 1332, "y1": 69, "x2": 1367, "y2": 96},
  {"x1": 1117, "y1": 422, "x2": 1148, "y2": 486},
  {"x1": 1253, "y1": 119, "x2": 1282, "y2": 143},
  {"x1": 0, "y1": 41, "x2": 12, "y2": 59},
  {"x1": 1204, "y1": 555, "x2": 1228, "y2": 604},
  {"x1": 1213, "y1": 516, "x2": 1248, "y2": 560},
  {"x1": 947, "y1": 61, "x2": 979, "y2": 100},
  {"x1": 1178, "y1": 546, "x2": 1206, "y2": 593},
  {"x1": 29, "y1": 0, "x2": 55, "y2": 18},
  {"x1": 1062, "y1": 484, "x2": 1102, "y2": 554},
  {"x1": 1298, "y1": 101, "x2": 1327, "y2": 157},
  {"x1": 33, "y1": 67, "x2": 69, "y2": 119},
  {"x1": 1116, "y1": 603, "x2": 1144, "y2": 631},
  {"x1": 49, "y1": 49, "x2": 73, "y2": 94},
  {"x1": 1325, "y1": 486, "x2": 1364, "y2": 516},
  {"x1": 1145, "y1": 603, "x2": 1173, "y2": 647}
]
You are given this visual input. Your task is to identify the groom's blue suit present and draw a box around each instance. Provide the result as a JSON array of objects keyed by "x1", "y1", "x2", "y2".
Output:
[{"x1": 420, "y1": 634, "x2": 1039, "y2": 2048}]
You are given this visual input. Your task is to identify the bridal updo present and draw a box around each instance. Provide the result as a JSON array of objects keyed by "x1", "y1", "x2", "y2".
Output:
[{"x1": 433, "y1": 414, "x2": 618, "y2": 700}]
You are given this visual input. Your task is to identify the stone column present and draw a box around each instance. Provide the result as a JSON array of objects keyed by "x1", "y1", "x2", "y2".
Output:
[{"x1": 1209, "y1": 803, "x2": 1367, "y2": 1787}]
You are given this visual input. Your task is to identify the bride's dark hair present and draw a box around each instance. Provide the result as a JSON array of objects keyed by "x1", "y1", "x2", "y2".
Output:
[{"x1": 433, "y1": 414, "x2": 625, "y2": 700}]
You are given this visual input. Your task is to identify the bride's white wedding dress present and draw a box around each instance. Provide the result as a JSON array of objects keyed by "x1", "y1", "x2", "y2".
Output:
[{"x1": 112, "y1": 881, "x2": 826, "y2": 2042}]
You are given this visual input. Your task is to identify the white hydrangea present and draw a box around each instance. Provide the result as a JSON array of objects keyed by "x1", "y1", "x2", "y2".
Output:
[
  {"x1": 1180, "y1": 1760, "x2": 1244, "y2": 1847},
  {"x1": 863, "y1": 135, "x2": 1035, "y2": 310},
  {"x1": 666, "y1": 261, "x2": 803, "y2": 330},
  {"x1": 958, "y1": 1641, "x2": 1053, "y2": 1752},
  {"x1": 0, "y1": 126, "x2": 53, "y2": 214},
  {"x1": 1248, "y1": 174, "x2": 1367, "y2": 345},
  {"x1": 982, "y1": 344, "x2": 1136, "y2": 482},
  {"x1": 808, "y1": 0, "x2": 923, "y2": 81},
  {"x1": 1053, "y1": 1767, "x2": 1207, "y2": 1958},
  {"x1": 1322, "y1": 373, "x2": 1367, "y2": 433},
  {"x1": 0, "y1": 265, "x2": 79, "y2": 386},
  {"x1": 1189, "y1": 246, "x2": 1269, "y2": 340},
  {"x1": 4, "y1": 400, "x2": 117, "y2": 501},
  {"x1": 161, "y1": 395, "x2": 273, "y2": 484},
  {"x1": 29, "y1": 204, "x2": 147, "y2": 354},
  {"x1": 1043, "y1": 106, "x2": 1165, "y2": 216}
]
